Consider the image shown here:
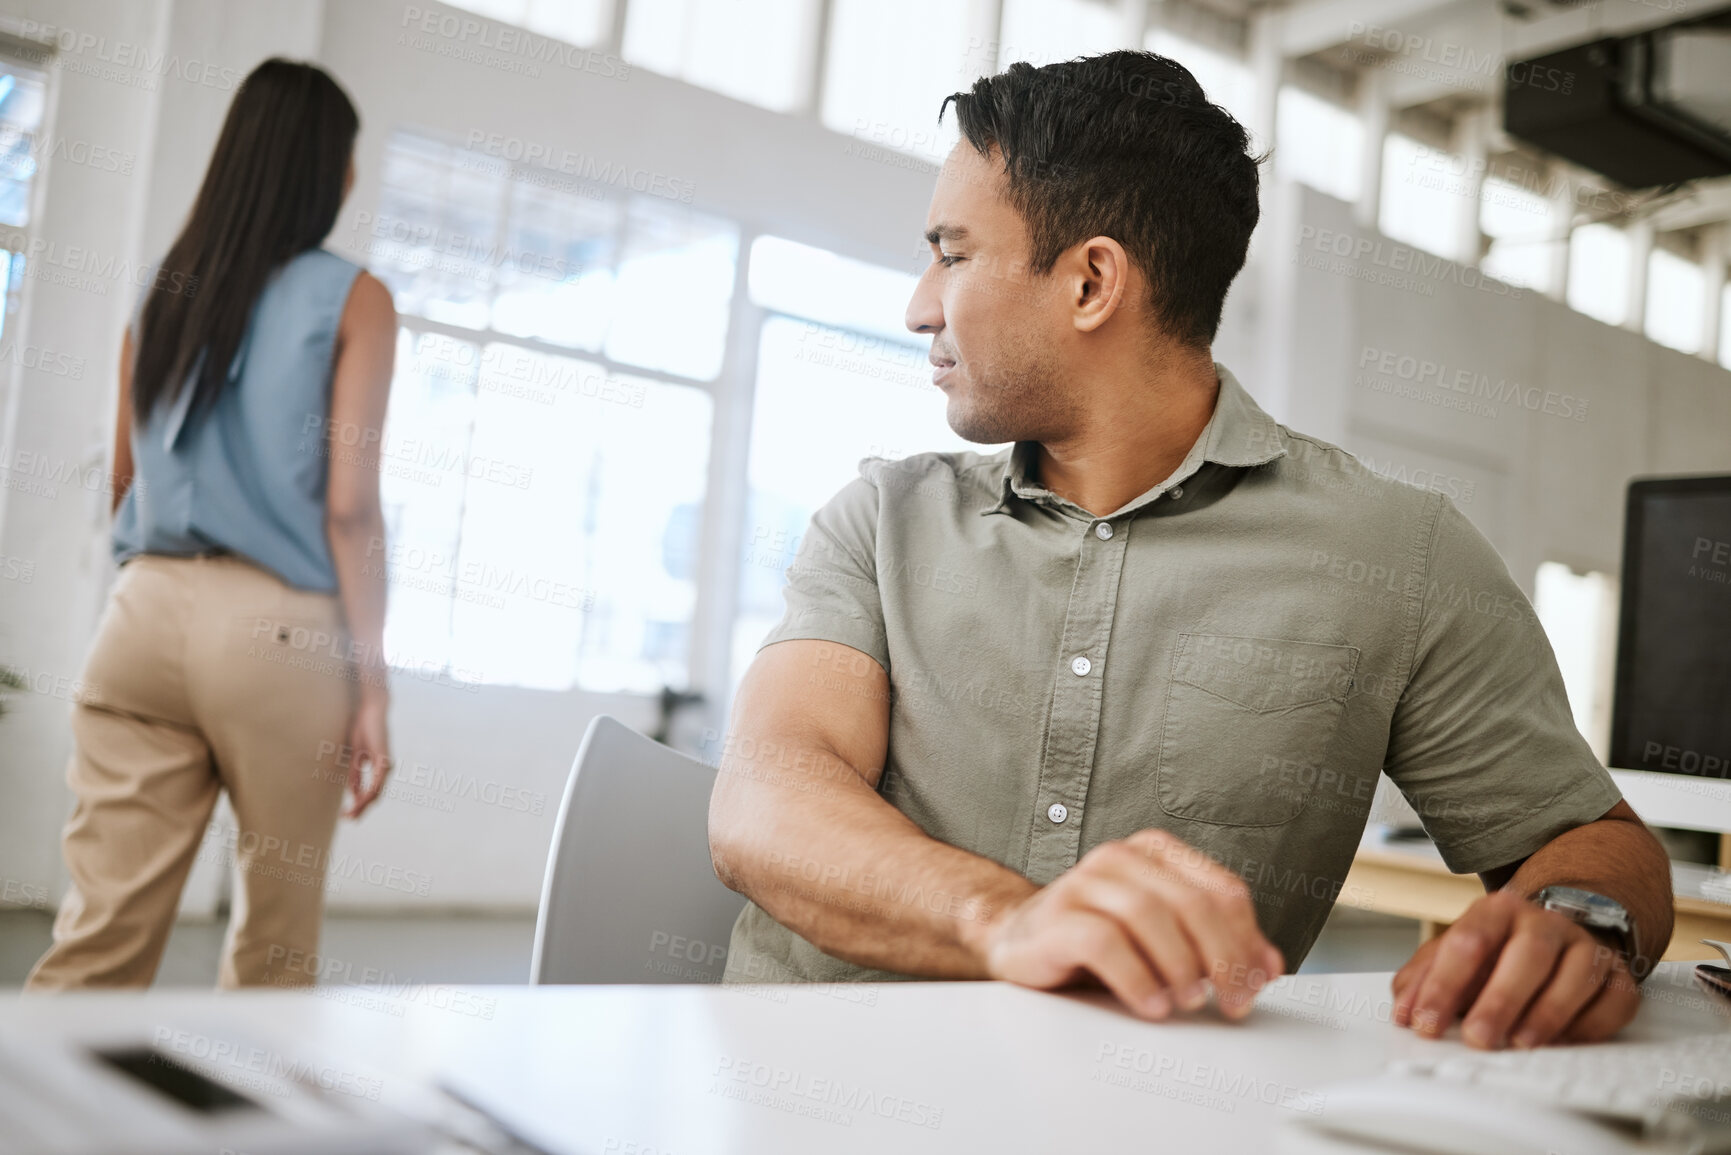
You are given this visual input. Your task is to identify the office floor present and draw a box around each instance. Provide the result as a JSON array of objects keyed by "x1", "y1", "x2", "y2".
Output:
[
  {"x1": 0, "y1": 903, "x2": 1418, "y2": 988},
  {"x1": 0, "y1": 910, "x2": 539, "y2": 987}
]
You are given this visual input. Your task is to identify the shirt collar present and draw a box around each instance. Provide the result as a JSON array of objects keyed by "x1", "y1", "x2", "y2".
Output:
[{"x1": 981, "y1": 362, "x2": 1287, "y2": 518}]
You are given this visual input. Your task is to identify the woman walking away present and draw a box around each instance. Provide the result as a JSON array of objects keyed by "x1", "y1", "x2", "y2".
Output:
[{"x1": 26, "y1": 57, "x2": 398, "y2": 990}]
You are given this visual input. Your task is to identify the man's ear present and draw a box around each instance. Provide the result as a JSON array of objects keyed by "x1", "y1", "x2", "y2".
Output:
[{"x1": 1070, "y1": 236, "x2": 1130, "y2": 334}]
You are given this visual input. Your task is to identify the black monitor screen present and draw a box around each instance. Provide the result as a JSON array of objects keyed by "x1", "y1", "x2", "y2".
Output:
[{"x1": 1610, "y1": 477, "x2": 1731, "y2": 777}]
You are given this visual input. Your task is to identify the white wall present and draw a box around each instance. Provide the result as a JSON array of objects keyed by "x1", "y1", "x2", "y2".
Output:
[
  {"x1": 1272, "y1": 183, "x2": 1731, "y2": 592},
  {"x1": 0, "y1": 0, "x2": 175, "y2": 915},
  {"x1": 3, "y1": 0, "x2": 1728, "y2": 920}
]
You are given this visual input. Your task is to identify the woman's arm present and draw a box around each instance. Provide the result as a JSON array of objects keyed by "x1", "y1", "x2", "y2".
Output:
[
  {"x1": 111, "y1": 327, "x2": 135, "y2": 516},
  {"x1": 325, "y1": 271, "x2": 397, "y2": 818}
]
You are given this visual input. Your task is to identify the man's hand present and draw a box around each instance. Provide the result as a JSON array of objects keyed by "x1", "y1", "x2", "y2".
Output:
[
  {"x1": 977, "y1": 828, "x2": 1284, "y2": 1022},
  {"x1": 1392, "y1": 889, "x2": 1641, "y2": 1049}
]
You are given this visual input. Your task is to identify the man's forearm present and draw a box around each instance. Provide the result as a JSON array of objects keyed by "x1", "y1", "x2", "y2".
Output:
[
  {"x1": 1500, "y1": 812, "x2": 1675, "y2": 977},
  {"x1": 709, "y1": 740, "x2": 1037, "y2": 978}
]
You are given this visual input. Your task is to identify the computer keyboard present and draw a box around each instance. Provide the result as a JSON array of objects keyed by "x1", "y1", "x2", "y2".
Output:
[{"x1": 1389, "y1": 1034, "x2": 1731, "y2": 1152}]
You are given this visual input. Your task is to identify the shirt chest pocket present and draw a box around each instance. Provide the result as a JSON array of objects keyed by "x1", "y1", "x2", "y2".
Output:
[{"x1": 1156, "y1": 633, "x2": 1360, "y2": 827}]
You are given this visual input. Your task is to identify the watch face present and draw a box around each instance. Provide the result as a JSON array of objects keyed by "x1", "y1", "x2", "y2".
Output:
[{"x1": 1542, "y1": 888, "x2": 1628, "y2": 930}]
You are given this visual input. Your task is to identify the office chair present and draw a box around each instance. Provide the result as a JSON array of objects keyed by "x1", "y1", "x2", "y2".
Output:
[{"x1": 530, "y1": 714, "x2": 748, "y2": 984}]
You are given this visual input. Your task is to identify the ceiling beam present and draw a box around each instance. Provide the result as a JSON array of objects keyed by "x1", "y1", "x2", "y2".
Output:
[
  {"x1": 1285, "y1": 0, "x2": 1731, "y2": 76},
  {"x1": 1280, "y1": 0, "x2": 1468, "y2": 58},
  {"x1": 1647, "y1": 179, "x2": 1731, "y2": 233},
  {"x1": 1503, "y1": 0, "x2": 1731, "y2": 61},
  {"x1": 1177, "y1": 0, "x2": 1254, "y2": 18},
  {"x1": 1372, "y1": 2, "x2": 1503, "y2": 109}
]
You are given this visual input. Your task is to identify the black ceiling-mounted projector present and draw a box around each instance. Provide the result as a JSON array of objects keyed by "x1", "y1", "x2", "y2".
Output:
[{"x1": 1504, "y1": 14, "x2": 1731, "y2": 190}]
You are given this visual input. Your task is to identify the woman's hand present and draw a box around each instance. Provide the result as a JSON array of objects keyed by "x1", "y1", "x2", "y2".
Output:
[{"x1": 343, "y1": 689, "x2": 392, "y2": 819}]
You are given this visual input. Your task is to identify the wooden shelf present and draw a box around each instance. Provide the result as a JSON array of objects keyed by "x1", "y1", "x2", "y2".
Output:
[{"x1": 1345, "y1": 836, "x2": 1731, "y2": 962}]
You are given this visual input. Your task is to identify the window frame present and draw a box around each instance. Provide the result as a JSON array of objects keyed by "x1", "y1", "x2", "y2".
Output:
[
  {"x1": 370, "y1": 128, "x2": 749, "y2": 695},
  {"x1": 0, "y1": 41, "x2": 58, "y2": 552}
]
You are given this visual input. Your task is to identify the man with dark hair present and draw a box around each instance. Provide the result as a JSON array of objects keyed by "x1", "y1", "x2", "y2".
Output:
[{"x1": 709, "y1": 51, "x2": 1672, "y2": 1051}]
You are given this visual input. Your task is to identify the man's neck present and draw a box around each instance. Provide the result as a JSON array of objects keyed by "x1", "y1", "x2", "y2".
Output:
[{"x1": 1033, "y1": 353, "x2": 1221, "y2": 519}]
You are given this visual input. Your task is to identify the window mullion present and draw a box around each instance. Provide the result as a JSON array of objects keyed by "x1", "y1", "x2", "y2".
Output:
[
  {"x1": 603, "y1": 0, "x2": 628, "y2": 60},
  {"x1": 439, "y1": 155, "x2": 521, "y2": 673},
  {"x1": 800, "y1": 0, "x2": 834, "y2": 121},
  {"x1": 688, "y1": 227, "x2": 766, "y2": 732}
]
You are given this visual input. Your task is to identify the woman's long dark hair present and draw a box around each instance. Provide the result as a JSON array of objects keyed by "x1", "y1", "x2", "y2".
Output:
[{"x1": 132, "y1": 58, "x2": 359, "y2": 422}]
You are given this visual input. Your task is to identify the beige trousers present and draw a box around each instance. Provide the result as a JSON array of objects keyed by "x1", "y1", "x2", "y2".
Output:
[{"x1": 26, "y1": 553, "x2": 356, "y2": 990}]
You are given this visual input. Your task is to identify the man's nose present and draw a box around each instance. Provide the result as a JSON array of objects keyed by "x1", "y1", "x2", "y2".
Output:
[{"x1": 906, "y1": 265, "x2": 944, "y2": 335}]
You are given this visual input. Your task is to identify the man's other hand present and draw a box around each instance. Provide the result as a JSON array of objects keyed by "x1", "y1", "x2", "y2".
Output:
[
  {"x1": 977, "y1": 828, "x2": 1284, "y2": 1022},
  {"x1": 1391, "y1": 889, "x2": 1641, "y2": 1049}
]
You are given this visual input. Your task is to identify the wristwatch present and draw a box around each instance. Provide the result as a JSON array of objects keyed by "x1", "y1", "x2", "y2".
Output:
[{"x1": 1533, "y1": 885, "x2": 1639, "y2": 963}]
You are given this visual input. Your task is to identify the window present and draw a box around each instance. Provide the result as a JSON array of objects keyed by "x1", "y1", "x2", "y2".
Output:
[
  {"x1": 1145, "y1": 30, "x2": 1256, "y2": 140},
  {"x1": 1567, "y1": 223, "x2": 1631, "y2": 327},
  {"x1": 369, "y1": 130, "x2": 732, "y2": 692},
  {"x1": 439, "y1": 0, "x2": 611, "y2": 46},
  {"x1": 821, "y1": 0, "x2": 974, "y2": 162},
  {"x1": 453, "y1": 349, "x2": 710, "y2": 693},
  {"x1": 623, "y1": 0, "x2": 820, "y2": 113},
  {"x1": 0, "y1": 64, "x2": 49, "y2": 397},
  {"x1": 489, "y1": 186, "x2": 619, "y2": 351},
  {"x1": 1276, "y1": 87, "x2": 1362, "y2": 203},
  {"x1": 1480, "y1": 175, "x2": 1554, "y2": 294},
  {"x1": 998, "y1": 0, "x2": 1128, "y2": 70},
  {"x1": 747, "y1": 235, "x2": 917, "y2": 342},
  {"x1": 1379, "y1": 134, "x2": 1464, "y2": 261},
  {"x1": 377, "y1": 339, "x2": 715, "y2": 695},
  {"x1": 369, "y1": 133, "x2": 501, "y2": 330},
  {"x1": 604, "y1": 198, "x2": 739, "y2": 379},
  {"x1": 732, "y1": 236, "x2": 1006, "y2": 692},
  {"x1": 1645, "y1": 248, "x2": 1704, "y2": 355},
  {"x1": 372, "y1": 131, "x2": 736, "y2": 378},
  {"x1": 0, "y1": 68, "x2": 46, "y2": 228},
  {"x1": 1533, "y1": 562, "x2": 1618, "y2": 761}
]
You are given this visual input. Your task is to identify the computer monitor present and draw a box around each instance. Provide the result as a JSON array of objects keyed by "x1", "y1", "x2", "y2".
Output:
[{"x1": 1607, "y1": 475, "x2": 1731, "y2": 833}]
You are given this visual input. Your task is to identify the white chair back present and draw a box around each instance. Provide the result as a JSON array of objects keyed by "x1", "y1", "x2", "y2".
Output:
[{"x1": 530, "y1": 715, "x2": 747, "y2": 984}]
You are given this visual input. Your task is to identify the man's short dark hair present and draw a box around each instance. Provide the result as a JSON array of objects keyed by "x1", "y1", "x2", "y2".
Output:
[{"x1": 941, "y1": 50, "x2": 1263, "y2": 348}]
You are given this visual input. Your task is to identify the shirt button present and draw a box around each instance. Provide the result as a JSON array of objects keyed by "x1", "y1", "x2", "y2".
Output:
[
  {"x1": 1047, "y1": 803, "x2": 1068, "y2": 824},
  {"x1": 1094, "y1": 521, "x2": 1113, "y2": 540},
  {"x1": 1070, "y1": 655, "x2": 1092, "y2": 676},
  {"x1": 1170, "y1": 485, "x2": 1184, "y2": 500}
]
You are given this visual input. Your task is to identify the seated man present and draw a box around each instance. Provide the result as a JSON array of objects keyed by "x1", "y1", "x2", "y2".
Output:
[{"x1": 708, "y1": 50, "x2": 1673, "y2": 1051}]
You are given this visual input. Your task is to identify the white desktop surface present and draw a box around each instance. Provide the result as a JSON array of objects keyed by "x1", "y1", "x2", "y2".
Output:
[{"x1": 4, "y1": 963, "x2": 1728, "y2": 1154}]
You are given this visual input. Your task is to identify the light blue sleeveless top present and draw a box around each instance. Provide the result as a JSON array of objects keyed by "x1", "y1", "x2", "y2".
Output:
[{"x1": 112, "y1": 247, "x2": 365, "y2": 592}]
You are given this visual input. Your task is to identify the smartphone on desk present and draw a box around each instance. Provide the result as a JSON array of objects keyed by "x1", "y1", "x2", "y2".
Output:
[{"x1": 1697, "y1": 964, "x2": 1731, "y2": 1000}]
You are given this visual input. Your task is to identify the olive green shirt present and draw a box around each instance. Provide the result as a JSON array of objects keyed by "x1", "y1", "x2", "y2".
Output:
[{"x1": 722, "y1": 363, "x2": 1623, "y2": 984}]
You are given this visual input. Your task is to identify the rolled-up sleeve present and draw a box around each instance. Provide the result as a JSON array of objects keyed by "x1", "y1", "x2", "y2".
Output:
[
  {"x1": 1383, "y1": 496, "x2": 1625, "y2": 875},
  {"x1": 756, "y1": 469, "x2": 889, "y2": 675}
]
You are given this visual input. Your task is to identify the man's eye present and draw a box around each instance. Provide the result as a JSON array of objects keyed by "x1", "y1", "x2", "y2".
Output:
[{"x1": 937, "y1": 252, "x2": 963, "y2": 267}]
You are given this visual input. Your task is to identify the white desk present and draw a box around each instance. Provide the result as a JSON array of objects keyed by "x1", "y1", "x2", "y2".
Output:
[{"x1": 5, "y1": 964, "x2": 1729, "y2": 1154}]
